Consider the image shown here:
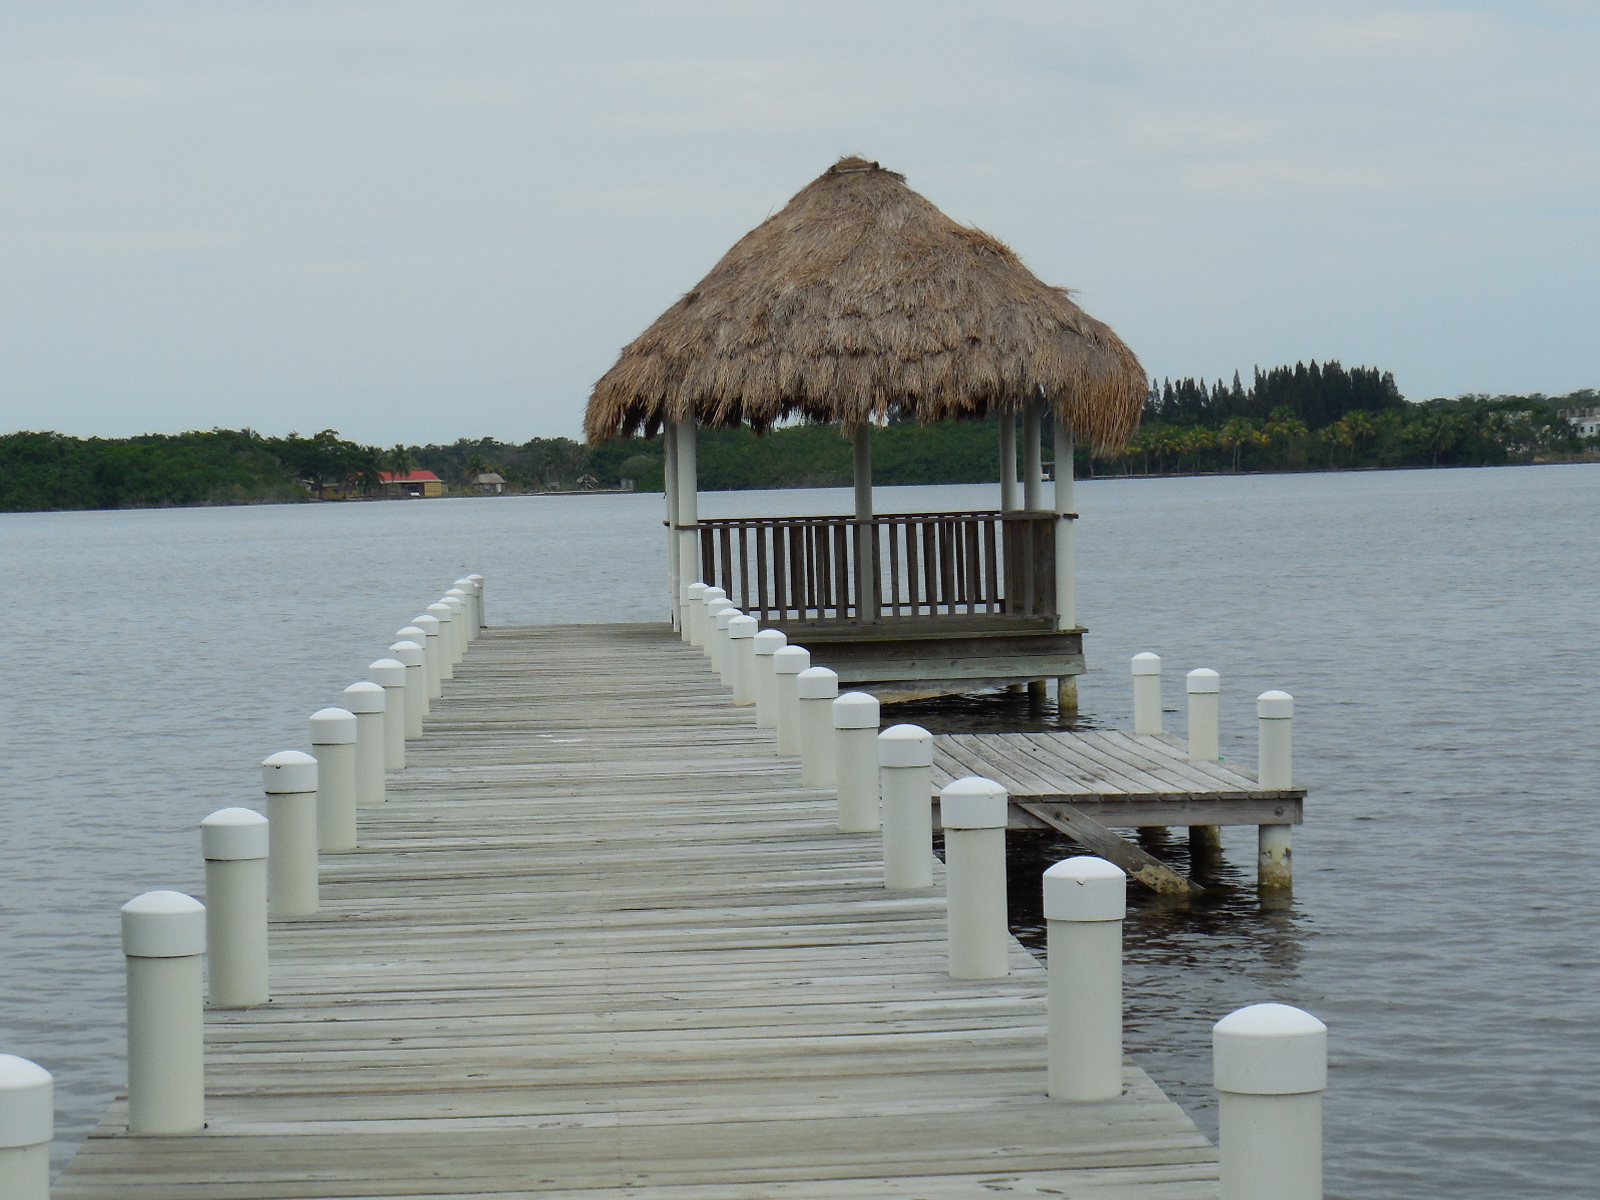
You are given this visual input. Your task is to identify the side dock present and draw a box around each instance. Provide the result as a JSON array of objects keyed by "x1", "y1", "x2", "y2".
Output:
[{"x1": 53, "y1": 622, "x2": 1220, "y2": 1199}]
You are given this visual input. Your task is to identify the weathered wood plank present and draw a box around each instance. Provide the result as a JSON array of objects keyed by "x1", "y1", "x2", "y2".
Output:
[{"x1": 53, "y1": 622, "x2": 1217, "y2": 1200}]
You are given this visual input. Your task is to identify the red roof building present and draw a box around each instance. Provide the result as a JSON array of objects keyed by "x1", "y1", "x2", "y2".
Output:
[{"x1": 379, "y1": 470, "x2": 445, "y2": 498}]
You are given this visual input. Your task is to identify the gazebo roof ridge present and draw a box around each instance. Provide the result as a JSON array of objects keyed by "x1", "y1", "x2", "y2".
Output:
[{"x1": 586, "y1": 156, "x2": 1146, "y2": 453}]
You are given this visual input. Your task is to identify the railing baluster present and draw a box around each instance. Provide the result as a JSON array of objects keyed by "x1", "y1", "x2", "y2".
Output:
[
  {"x1": 939, "y1": 518, "x2": 955, "y2": 616},
  {"x1": 737, "y1": 525, "x2": 751, "y2": 610},
  {"x1": 983, "y1": 518, "x2": 999, "y2": 613},
  {"x1": 887, "y1": 519, "x2": 902, "y2": 617},
  {"x1": 756, "y1": 523, "x2": 770, "y2": 622}
]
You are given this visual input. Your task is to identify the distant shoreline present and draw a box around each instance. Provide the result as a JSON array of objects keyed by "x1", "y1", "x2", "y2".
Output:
[{"x1": 5, "y1": 456, "x2": 1592, "y2": 516}]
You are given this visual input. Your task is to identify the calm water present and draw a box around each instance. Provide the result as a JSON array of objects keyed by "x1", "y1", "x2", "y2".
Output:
[{"x1": 2, "y1": 466, "x2": 1596, "y2": 1196}]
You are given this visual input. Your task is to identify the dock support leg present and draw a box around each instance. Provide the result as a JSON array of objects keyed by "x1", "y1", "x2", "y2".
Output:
[
  {"x1": 1056, "y1": 676, "x2": 1078, "y2": 715},
  {"x1": 1256, "y1": 690, "x2": 1295, "y2": 890},
  {"x1": 1258, "y1": 825, "x2": 1293, "y2": 889},
  {"x1": 1027, "y1": 679, "x2": 1047, "y2": 704},
  {"x1": 1189, "y1": 824, "x2": 1223, "y2": 858}
]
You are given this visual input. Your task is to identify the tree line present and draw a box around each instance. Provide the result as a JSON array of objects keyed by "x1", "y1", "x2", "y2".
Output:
[{"x1": 3, "y1": 367, "x2": 1596, "y2": 512}]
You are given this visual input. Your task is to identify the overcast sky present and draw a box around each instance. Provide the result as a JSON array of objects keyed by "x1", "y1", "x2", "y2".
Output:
[{"x1": 2, "y1": 1, "x2": 1595, "y2": 444}]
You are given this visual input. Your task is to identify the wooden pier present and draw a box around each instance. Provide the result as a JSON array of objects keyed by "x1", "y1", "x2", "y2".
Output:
[
  {"x1": 932, "y1": 731, "x2": 1304, "y2": 830},
  {"x1": 53, "y1": 623, "x2": 1219, "y2": 1199}
]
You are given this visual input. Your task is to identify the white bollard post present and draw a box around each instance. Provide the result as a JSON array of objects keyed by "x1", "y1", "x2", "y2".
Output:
[
  {"x1": 262, "y1": 750, "x2": 319, "y2": 917},
  {"x1": 1132, "y1": 652, "x2": 1163, "y2": 734},
  {"x1": 942, "y1": 777, "x2": 1010, "y2": 980},
  {"x1": 795, "y1": 666, "x2": 840, "y2": 787},
  {"x1": 832, "y1": 691, "x2": 881, "y2": 832},
  {"x1": 425, "y1": 603, "x2": 456, "y2": 677},
  {"x1": 410, "y1": 614, "x2": 443, "y2": 699},
  {"x1": 121, "y1": 890, "x2": 206, "y2": 1134},
  {"x1": 368, "y1": 657, "x2": 408, "y2": 771},
  {"x1": 1214, "y1": 1003, "x2": 1326, "y2": 1200},
  {"x1": 452, "y1": 579, "x2": 479, "y2": 641},
  {"x1": 772, "y1": 645, "x2": 810, "y2": 755},
  {"x1": 1045, "y1": 856, "x2": 1126, "y2": 1101},
  {"x1": 343, "y1": 682, "x2": 387, "y2": 806},
  {"x1": 728, "y1": 615, "x2": 758, "y2": 705},
  {"x1": 879, "y1": 724, "x2": 935, "y2": 889},
  {"x1": 711, "y1": 606, "x2": 741, "y2": 685},
  {"x1": 389, "y1": 639, "x2": 427, "y2": 735},
  {"x1": 752, "y1": 629, "x2": 788, "y2": 728},
  {"x1": 684, "y1": 582, "x2": 708, "y2": 646},
  {"x1": 698, "y1": 587, "x2": 727, "y2": 654},
  {"x1": 441, "y1": 594, "x2": 469, "y2": 659},
  {"x1": 309, "y1": 707, "x2": 358, "y2": 853},
  {"x1": 444, "y1": 588, "x2": 471, "y2": 646},
  {"x1": 1257, "y1": 691, "x2": 1295, "y2": 889},
  {"x1": 466, "y1": 573, "x2": 485, "y2": 630},
  {"x1": 200, "y1": 808, "x2": 269, "y2": 1008},
  {"x1": 1187, "y1": 668, "x2": 1220, "y2": 760},
  {"x1": 0, "y1": 1055, "x2": 52, "y2": 1199}
]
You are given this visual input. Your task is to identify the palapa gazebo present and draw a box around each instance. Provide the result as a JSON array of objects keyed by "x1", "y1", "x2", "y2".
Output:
[{"x1": 587, "y1": 157, "x2": 1145, "y2": 702}]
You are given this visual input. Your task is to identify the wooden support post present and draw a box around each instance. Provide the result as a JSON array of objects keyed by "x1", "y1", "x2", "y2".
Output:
[
  {"x1": 1023, "y1": 396, "x2": 1042, "y2": 511},
  {"x1": 999, "y1": 412, "x2": 1018, "y2": 512},
  {"x1": 664, "y1": 419, "x2": 680, "y2": 628},
  {"x1": 1054, "y1": 424, "x2": 1075, "y2": 630},
  {"x1": 1257, "y1": 691, "x2": 1295, "y2": 889},
  {"x1": 1045, "y1": 857, "x2": 1125, "y2": 1101},
  {"x1": 853, "y1": 423, "x2": 877, "y2": 623},
  {"x1": 1214, "y1": 1003, "x2": 1326, "y2": 1200},
  {"x1": 673, "y1": 417, "x2": 699, "y2": 620}
]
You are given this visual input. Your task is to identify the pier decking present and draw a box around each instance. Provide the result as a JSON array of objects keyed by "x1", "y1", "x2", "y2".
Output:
[
  {"x1": 54, "y1": 623, "x2": 1219, "y2": 1199},
  {"x1": 932, "y1": 732, "x2": 1304, "y2": 830}
]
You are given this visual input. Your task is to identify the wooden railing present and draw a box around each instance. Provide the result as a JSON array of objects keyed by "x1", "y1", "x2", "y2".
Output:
[{"x1": 697, "y1": 511, "x2": 1057, "y2": 625}]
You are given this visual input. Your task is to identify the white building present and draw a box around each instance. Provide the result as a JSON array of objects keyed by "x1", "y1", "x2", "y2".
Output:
[{"x1": 1562, "y1": 406, "x2": 1600, "y2": 437}]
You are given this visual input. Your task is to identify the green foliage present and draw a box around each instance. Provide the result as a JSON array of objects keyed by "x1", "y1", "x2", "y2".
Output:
[
  {"x1": 1105, "y1": 389, "x2": 1595, "y2": 476},
  {"x1": 4, "y1": 372, "x2": 1593, "y2": 513},
  {"x1": 0, "y1": 429, "x2": 310, "y2": 511}
]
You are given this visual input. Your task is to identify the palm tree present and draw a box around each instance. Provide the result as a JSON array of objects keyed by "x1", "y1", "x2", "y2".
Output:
[
  {"x1": 1218, "y1": 417, "x2": 1256, "y2": 472},
  {"x1": 385, "y1": 445, "x2": 416, "y2": 476}
]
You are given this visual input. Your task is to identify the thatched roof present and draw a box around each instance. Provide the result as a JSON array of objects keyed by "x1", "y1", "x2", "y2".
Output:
[{"x1": 585, "y1": 157, "x2": 1145, "y2": 453}]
